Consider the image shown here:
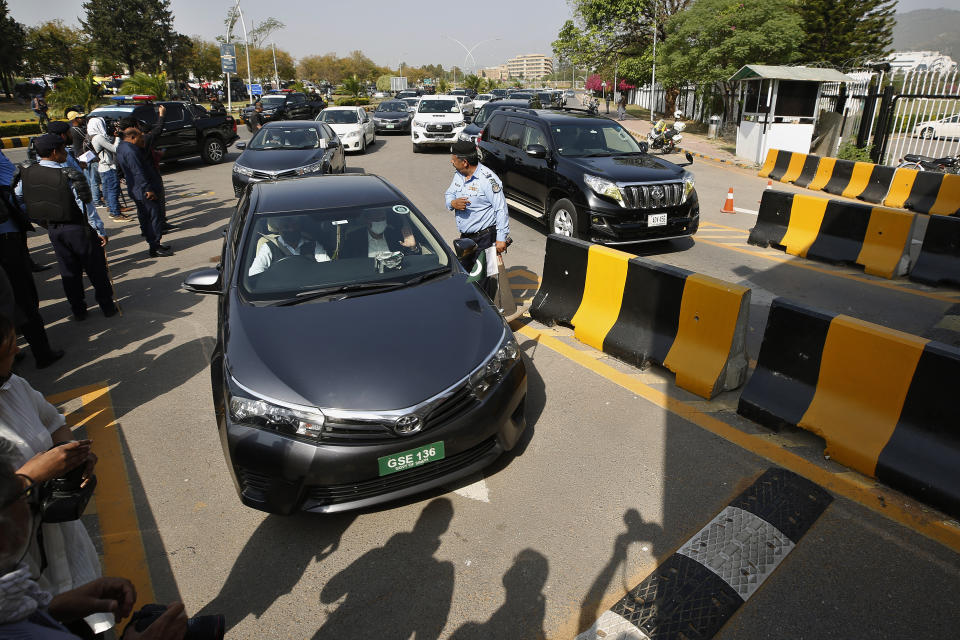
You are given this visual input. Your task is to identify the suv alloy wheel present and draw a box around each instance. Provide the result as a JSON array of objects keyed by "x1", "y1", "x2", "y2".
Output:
[{"x1": 549, "y1": 199, "x2": 579, "y2": 238}]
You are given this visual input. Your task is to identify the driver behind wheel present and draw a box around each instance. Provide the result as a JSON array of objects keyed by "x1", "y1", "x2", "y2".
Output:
[
  {"x1": 341, "y1": 210, "x2": 418, "y2": 259},
  {"x1": 248, "y1": 216, "x2": 330, "y2": 276}
]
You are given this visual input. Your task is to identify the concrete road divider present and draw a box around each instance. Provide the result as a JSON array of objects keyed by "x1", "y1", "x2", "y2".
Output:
[
  {"x1": 883, "y1": 169, "x2": 960, "y2": 216},
  {"x1": 0, "y1": 135, "x2": 32, "y2": 150},
  {"x1": 531, "y1": 234, "x2": 750, "y2": 398},
  {"x1": 758, "y1": 148, "x2": 822, "y2": 185},
  {"x1": 909, "y1": 214, "x2": 960, "y2": 288},
  {"x1": 749, "y1": 190, "x2": 915, "y2": 279},
  {"x1": 738, "y1": 297, "x2": 960, "y2": 519}
]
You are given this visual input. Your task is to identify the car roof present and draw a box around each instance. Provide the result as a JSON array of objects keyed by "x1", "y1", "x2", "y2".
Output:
[
  {"x1": 252, "y1": 174, "x2": 404, "y2": 214},
  {"x1": 489, "y1": 107, "x2": 613, "y2": 124},
  {"x1": 261, "y1": 120, "x2": 320, "y2": 128},
  {"x1": 321, "y1": 106, "x2": 361, "y2": 111}
]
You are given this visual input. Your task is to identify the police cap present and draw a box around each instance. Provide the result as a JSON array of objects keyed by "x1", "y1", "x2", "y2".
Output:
[{"x1": 34, "y1": 133, "x2": 65, "y2": 157}]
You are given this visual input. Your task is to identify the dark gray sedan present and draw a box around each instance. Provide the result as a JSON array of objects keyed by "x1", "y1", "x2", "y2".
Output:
[
  {"x1": 372, "y1": 100, "x2": 413, "y2": 133},
  {"x1": 184, "y1": 174, "x2": 528, "y2": 514},
  {"x1": 231, "y1": 121, "x2": 346, "y2": 197}
]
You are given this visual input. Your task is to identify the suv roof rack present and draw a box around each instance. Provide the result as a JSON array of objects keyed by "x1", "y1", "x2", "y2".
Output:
[
  {"x1": 497, "y1": 106, "x2": 538, "y2": 115},
  {"x1": 546, "y1": 106, "x2": 601, "y2": 115}
]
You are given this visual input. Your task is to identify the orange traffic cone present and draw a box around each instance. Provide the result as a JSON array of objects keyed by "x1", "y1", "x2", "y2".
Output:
[
  {"x1": 765, "y1": 180, "x2": 773, "y2": 190},
  {"x1": 721, "y1": 188, "x2": 735, "y2": 213}
]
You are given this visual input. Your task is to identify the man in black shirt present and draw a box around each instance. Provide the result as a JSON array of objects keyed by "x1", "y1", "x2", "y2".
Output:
[{"x1": 248, "y1": 102, "x2": 265, "y2": 131}]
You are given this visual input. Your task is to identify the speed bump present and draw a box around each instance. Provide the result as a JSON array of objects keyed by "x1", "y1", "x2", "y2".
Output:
[
  {"x1": 531, "y1": 234, "x2": 750, "y2": 398},
  {"x1": 738, "y1": 298, "x2": 960, "y2": 518}
]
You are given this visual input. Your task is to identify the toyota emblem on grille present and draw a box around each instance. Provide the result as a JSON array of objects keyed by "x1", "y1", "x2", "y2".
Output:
[
  {"x1": 393, "y1": 414, "x2": 422, "y2": 435},
  {"x1": 651, "y1": 185, "x2": 665, "y2": 201}
]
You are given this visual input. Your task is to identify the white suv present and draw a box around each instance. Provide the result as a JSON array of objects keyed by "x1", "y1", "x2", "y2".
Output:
[{"x1": 411, "y1": 95, "x2": 467, "y2": 153}]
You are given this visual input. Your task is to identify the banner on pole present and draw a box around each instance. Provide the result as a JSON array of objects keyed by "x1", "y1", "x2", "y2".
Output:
[{"x1": 220, "y1": 44, "x2": 237, "y2": 74}]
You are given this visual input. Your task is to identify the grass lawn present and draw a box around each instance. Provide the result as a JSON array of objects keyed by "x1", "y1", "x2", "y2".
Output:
[{"x1": 0, "y1": 99, "x2": 41, "y2": 122}]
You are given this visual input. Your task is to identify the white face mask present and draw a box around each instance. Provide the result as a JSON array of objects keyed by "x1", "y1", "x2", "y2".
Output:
[{"x1": 369, "y1": 220, "x2": 387, "y2": 234}]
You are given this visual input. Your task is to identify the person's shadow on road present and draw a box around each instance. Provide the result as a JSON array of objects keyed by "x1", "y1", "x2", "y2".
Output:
[
  {"x1": 195, "y1": 511, "x2": 355, "y2": 633},
  {"x1": 312, "y1": 498, "x2": 456, "y2": 640},
  {"x1": 578, "y1": 508, "x2": 663, "y2": 633},
  {"x1": 448, "y1": 548, "x2": 549, "y2": 640}
]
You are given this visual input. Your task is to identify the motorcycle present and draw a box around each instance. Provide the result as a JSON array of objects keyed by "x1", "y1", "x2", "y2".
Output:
[
  {"x1": 647, "y1": 119, "x2": 685, "y2": 154},
  {"x1": 897, "y1": 153, "x2": 959, "y2": 174}
]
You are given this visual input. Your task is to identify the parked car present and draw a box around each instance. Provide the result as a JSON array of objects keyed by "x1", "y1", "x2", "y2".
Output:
[
  {"x1": 491, "y1": 89, "x2": 509, "y2": 99},
  {"x1": 396, "y1": 89, "x2": 421, "y2": 99},
  {"x1": 400, "y1": 97, "x2": 422, "y2": 112},
  {"x1": 231, "y1": 121, "x2": 346, "y2": 197},
  {"x1": 473, "y1": 93, "x2": 494, "y2": 109},
  {"x1": 411, "y1": 95, "x2": 467, "y2": 153},
  {"x1": 316, "y1": 106, "x2": 376, "y2": 153},
  {"x1": 504, "y1": 92, "x2": 542, "y2": 108},
  {"x1": 372, "y1": 100, "x2": 414, "y2": 133},
  {"x1": 459, "y1": 98, "x2": 535, "y2": 144},
  {"x1": 241, "y1": 92, "x2": 320, "y2": 131},
  {"x1": 182, "y1": 174, "x2": 528, "y2": 514},
  {"x1": 913, "y1": 114, "x2": 960, "y2": 140},
  {"x1": 86, "y1": 101, "x2": 239, "y2": 164},
  {"x1": 452, "y1": 95, "x2": 475, "y2": 120},
  {"x1": 477, "y1": 107, "x2": 698, "y2": 244}
]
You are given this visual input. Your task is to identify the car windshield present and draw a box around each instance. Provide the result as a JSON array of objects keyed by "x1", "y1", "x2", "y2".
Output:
[
  {"x1": 511, "y1": 92, "x2": 533, "y2": 99},
  {"x1": 248, "y1": 126, "x2": 324, "y2": 150},
  {"x1": 476, "y1": 94, "x2": 493, "y2": 101},
  {"x1": 260, "y1": 96, "x2": 286, "y2": 107},
  {"x1": 376, "y1": 101, "x2": 407, "y2": 112},
  {"x1": 550, "y1": 122, "x2": 643, "y2": 156},
  {"x1": 402, "y1": 98, "x2": 420, "y2": 108},
  {"x1": 474, "y1": 104, "x2": 498, "y2": 126},
  {"x1": 240, "y1": 203, "x2": 450, "y2": 301},
  {"x1": 418, "y1": 100, "x2": 459, "y2": 113},
  {"x1": 319, "y1": 110, "x2": 360, "y2": 124}
]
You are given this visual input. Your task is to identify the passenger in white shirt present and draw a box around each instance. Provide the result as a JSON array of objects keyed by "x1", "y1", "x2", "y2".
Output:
[{"x1": 248, "y1": 217, "x2": 330, "y2": 276}]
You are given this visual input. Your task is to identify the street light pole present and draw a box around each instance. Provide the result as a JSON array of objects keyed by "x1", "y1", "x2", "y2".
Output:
[
  {"x1": 650, "y1": 6, "x2": 658, "y2": 122},
  {"x1": 234, "y1": 0, "x2": 253, "y2": 101},
  {"x1": 444, "y1": 35, "x2": 501, "y2": 76},
  {"x1": 271, "y1": 42, "x2": 279, "y2": 89}
]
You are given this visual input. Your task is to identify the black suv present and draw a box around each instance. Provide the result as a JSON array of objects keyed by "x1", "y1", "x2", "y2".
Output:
[
  {"x1": 242, "y1": 92, "x2": 320, "y2": 130},
  {"x1": 477, "y1": 108, "x2": 699, "y2": 244}
]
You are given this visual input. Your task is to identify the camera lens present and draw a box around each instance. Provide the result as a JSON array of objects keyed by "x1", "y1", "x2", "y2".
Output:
[{"x1": 185, "y1": 614, "x2": 225, "y2": 640}]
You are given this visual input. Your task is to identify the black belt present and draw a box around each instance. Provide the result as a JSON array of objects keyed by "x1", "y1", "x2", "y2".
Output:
[
  {"x1": 46, "y1": 221, "x2": 85, "y2": 229},
  {"x1": 0, "y1": 231, "x2": 22, "y2": 239},
  {"x1": 462, "y1": 225, "x2": 495, "y2": 240}
]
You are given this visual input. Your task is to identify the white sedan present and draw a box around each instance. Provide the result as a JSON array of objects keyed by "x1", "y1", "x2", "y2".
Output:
[
  {"x1": 913, "y1": 114, "x2": 960, "y2": 140},
  {"x1": 316, "y1": 106, "x2": 376, "y2": 153},
  {"x1": 473, "y1": 93, "x2": 494, "y2": 109}
]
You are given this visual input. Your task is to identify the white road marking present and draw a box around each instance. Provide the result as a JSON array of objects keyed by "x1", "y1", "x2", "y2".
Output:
[
  {"x1": 733, "y1": 207, "x2": 759, "y2": 215},
  {"x1": 452, "y1": 473, "x2": 489, "y2": 502}
]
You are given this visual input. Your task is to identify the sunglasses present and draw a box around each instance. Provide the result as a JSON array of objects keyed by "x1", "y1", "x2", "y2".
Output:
[{"x1": 1, "y1": 474, "x2": 41, "y2": 511}]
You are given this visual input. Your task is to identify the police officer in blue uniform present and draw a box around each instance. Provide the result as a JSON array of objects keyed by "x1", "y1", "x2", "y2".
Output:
[{"x1": 444, "y1": 140, "x2": 510, "y2": 299}]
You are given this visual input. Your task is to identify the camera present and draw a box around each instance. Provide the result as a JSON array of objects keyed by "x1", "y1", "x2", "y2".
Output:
[
  {"x1": 40, "y1": 443, "x2": 97, "y2": 523},
  {"x1": 128, "y1": 604, "x2": 225, "y2": 640}
]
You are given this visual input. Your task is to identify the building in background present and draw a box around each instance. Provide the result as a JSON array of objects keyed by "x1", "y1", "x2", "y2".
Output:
[
  {"x1": 886, "y1": 51, "x2": 957, "y2": 73},
  {"x1": 506, "y1": 54, "x2": 554, "y2": 81},
  {"x1": 480, "y1": 65, "x2": 509, "y2": 81}
]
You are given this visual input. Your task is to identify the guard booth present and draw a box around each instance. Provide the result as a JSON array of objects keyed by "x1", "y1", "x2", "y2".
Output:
[{"x1": 730, "y1": 65, "x2": 852, "y2": 164}]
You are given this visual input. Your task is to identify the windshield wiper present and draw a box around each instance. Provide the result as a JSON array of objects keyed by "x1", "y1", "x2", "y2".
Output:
[
  {"x1": 405, "y1": 266, "x2": 449, "y2": 285},
  {"x1": 583, "y1": 152, "x2": 613, "y2": 157},
  {"x1": 275, "y1": 281, "x2": 405, "y2": 306}
]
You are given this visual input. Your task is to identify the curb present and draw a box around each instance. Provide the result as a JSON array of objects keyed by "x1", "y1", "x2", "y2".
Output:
[
  {"x1": 622, "y1": 125, "x2": 756, "y2": 169},
  {"x1": 1, "y1": 135, "x2": 32, "y2": 149}
]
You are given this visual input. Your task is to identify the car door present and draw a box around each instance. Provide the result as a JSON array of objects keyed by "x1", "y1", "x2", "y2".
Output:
[
  {"x1": 359, "y1": 108, "x2": 373, "y2": 142},
  {"x1": 150, "y1": 103, "x2": 193, "y2": 159},
  {"x1": 319, "y1": 122, "x2": 344, "y2": 172},
  {"x1": 289, "y1": 94, "x2": 310, "y2": 119},
  {"x1": 943, "y1": 114, "x2": 960, "y2": 140},
  {"x1": 499, "y1": 118, "x2": 533, "y2": 207},
  {"x1": 510, "y1": 122, "x2": 551, "y2": 211}
]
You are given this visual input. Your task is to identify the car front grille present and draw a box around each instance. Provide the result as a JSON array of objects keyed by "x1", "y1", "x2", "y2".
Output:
[
  {"x1": 250, "y1": 169, "x2": 298, "y2": 180},
  {"x1": 320, "y1": 385, "x2": 479, "y2": 443},
  {"x1": 622, "y1": 182, "x2": 684, "y2": 209},
  {"x1": 426, "y1": 123, "x2": 453, "y2": 132},
  {"x1": 305, "y1": 437, "x2": 497, "y2": 506}
]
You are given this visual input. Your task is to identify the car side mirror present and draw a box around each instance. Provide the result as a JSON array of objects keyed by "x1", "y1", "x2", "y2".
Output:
[
  {"x1": 679, "y1": 151, "x2": 694, "y2": 166},
  {"x1": 235, "y1": 141, "x2": 246, "y2": 150},
  {"x1": 639, "y1": 141, "x2": 649, "y2": 154},
  {"x1": 525, "y1": 144, "x2": 548, "y2": 159},
  {"x1": 182, "y1": 268, "x2": 222, "y2": 295},
  {"x1": 453, "y1": 237, "x2": 479, "y2": 271}
]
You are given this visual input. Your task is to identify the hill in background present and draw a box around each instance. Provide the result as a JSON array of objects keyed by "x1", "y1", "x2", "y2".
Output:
[{"x1": 893, "y1": 8, "x2": 960, "y2": 58}]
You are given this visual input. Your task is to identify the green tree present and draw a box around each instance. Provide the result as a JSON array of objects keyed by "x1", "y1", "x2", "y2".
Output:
[
  {"x1": 121, "y1": 71, "x2": 168, "y2": 99},
  {"x1": 0, "y1": 0, "x2": 25, "y2": 97},
  {"x1": 463, "y1": 74, "x2": 483, "y2": 91},
  {"x1": 81, "y1": 0, "x2": 176, "y2": 73},
  {"x1": 297, "y1": 53, "x2": 345, "y2": 84},
  {"x1": 189, "y1": 38, "x2": 222, "y2": 81},
  {"x1": 23, "y1": 20, "x2": 91, "y2": 80},
  {"x1": 47, "y1": 74, "x2": 103, "y2": 114},
  {"x1": 658, "y1": 0, "x2": 804, "y2": 116},
  {"x1": 376, "y1": 74, "x2": 392, "y2": 92},
  {"x1": 798, "y1": 0, "x2": 895, "y2": 68},
  {"x1": 437, "y1": 78, "x2": 450, "y2": 93},
  {"x1": 341, "y1": 74, "x2": 363, "y2": 97}
]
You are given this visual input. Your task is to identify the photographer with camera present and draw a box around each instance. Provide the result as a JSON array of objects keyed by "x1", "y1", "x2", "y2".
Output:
[{"x1": 0, "y1": 438, "x2": 189, "y2": 639}]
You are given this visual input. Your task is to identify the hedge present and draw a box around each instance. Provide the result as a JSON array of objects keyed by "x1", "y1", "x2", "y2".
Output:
[
  {"x1": 0, "y1": 122, "x2": 42, "y2": 137},
  {"x1": 334, "y1": 97, "x2": 370, "y2": 106}
]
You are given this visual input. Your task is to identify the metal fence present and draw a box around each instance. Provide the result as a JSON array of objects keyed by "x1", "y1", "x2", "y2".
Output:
[{"x1": 878, "y1": 69, "x2": 960, "y2": 165}]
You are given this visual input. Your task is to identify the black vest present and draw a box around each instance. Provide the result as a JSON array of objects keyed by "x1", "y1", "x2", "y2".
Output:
[{"x1": 20, "y1": 164, "x2": 86, "y2": 225}]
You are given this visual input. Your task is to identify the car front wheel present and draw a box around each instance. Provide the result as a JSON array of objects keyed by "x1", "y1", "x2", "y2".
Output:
[
  {"x1": 920, "y1": 127, "x2": 935, "y2": 139},
  {"x1": 201, "y1": 137, "x2": 226, "y2": 164},
  {"x1": 548, "y1": 198, "x2": 581, "y2": 239}
]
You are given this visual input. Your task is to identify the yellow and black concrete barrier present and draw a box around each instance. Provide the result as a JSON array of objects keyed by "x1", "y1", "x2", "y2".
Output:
[
  {"x1": 749, "y1": 190, "x2": 916, "y2": 279},
  {"x1": 757, "y1": 149, "x2": 896, "y2": 204},
  {"x1": 909, "y1": 214, "x2": 960, "y2": 288},
  {"x1": 883, "y1": 168, "x2": 960, "y2": 217},
  {"x1": 530, "y1": 234, "x2": 750, "y2": 398},
  {"x1": 0, "y1": 135, "x2": 33, "y2": 150},
  {"x1": 738, "y1": 297, "x2": 960, "y2": 519}
]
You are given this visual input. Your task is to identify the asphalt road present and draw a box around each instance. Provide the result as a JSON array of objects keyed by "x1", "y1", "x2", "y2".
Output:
[{"x1": 9, "y1": 129, "x2": 960, "y2": 639}]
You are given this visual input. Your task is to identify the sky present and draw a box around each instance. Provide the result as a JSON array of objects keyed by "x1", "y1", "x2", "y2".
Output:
[
  {"x1": 8, "y1": 0, "x2": 954, "y2": 71},
  {"x1": 8, "y1": 0, "x2": 574, "y2": 71}
]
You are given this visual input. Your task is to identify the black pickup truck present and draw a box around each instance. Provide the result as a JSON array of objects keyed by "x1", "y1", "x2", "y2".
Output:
[{"x1": 86, "y1": 101, "x2": 240, "y2": 164}]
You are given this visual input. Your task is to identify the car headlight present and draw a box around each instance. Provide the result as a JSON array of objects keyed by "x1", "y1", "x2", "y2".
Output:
[
  {"x1": 414, "y1": 120, "x2": 427, "y2": 128},
  {"x1": 295, "y1": 161, "x2": 325, "y2": 176},
  {"x1": 229, "y1": 394, "x2": 327, "y2": 440},
  {"x1": 233, "y1": 164, "x2": 254, "y2": 177},
  {"x1": 584, "y1": 174, "x2": 624, "y2": 205},
  {"x1": 467, "y1": 331, "x2": 521, "y2": 398},
  {"x1": 458, "y1": 132, "x2": 472, "y2": 142},
  {"x1": 682, "y1": 172, "x2": 695, "y2": 202},
  {"x1": 344, "y1": 130, "x2": 359, "y2": 138}
]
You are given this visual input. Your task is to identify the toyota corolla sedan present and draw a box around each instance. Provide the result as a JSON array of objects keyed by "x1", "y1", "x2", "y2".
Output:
[
  {"x1": 183, "y1": 174, "x2": 528, "y2": 514},
  {"x1": 316, "y1": 106, "x2": 376, "y2": 153},
  {"x1": 231, "y1": 121, "x2": 346, "y2": 197},
  {"x1": 372, "y1": 100, "x2": 413, "y2": 133}
]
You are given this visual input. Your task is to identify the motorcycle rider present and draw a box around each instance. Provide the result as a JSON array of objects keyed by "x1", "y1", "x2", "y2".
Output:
[{"x1": 648, "y1": 110, "x2": 685, "y2": 152}]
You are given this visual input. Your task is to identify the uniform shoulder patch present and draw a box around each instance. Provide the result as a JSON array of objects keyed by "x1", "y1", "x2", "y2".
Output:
[{"x1": 489, "y1": 176, "x2": 501, "y2": 193}]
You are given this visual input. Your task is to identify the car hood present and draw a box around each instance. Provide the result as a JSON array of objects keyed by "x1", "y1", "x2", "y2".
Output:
[
  {"x1": 566, "y1": 154, "x2": 685, "y2": 182},
  {"x1": 326, "y1": 122, "x2": 363, "y2": 135},
  {"x1": 237, "y1": 148, "x2": 323, "y2": 171},
  {"x1": 373, "y1": 110, "x2": 411, "y2": 119},
  {"x1": 225, "y1": 274, "x2": 506, "y2": 411}
]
